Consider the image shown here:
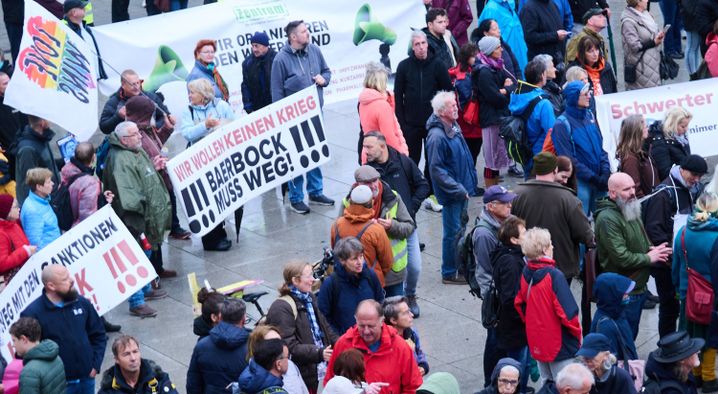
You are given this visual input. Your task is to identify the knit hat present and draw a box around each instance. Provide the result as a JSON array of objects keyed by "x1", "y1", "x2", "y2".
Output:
[
  {"x1": 0, "y1": 194, "x2": 14, "y2": 220},
  {"x1": 478, "y1": 36, "x2": 501, "y2": 56},
  {"x1": 533, "y1": 152, "x2": 558, "y2": 175},
  {"x1": 124, "y1": 95, "x2": 156, "y2": 125},
  {"x1": 681, "y1": 154, "x2": 708, "y2": 175},
  {"x1": 250, "y1": 32, "x2": 270, "y2": 47},
  {"x1": 64, "y1": 0, "x2": 86, "y2": 14},
  {"x1": 354, "y1": 165, "x2": 381, "y2": 182},
  {"x1": 350, "y1": 185, "x2": 373, "y2": 205}
]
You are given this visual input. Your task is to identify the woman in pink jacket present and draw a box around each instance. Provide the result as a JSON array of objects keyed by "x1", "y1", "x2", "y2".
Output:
[
  {"x1": 358, "y1": 63, "x2": 409, "y2": 163},
  {"x1": 706, "y1": 21, "x2": 718, "y2": 77}
]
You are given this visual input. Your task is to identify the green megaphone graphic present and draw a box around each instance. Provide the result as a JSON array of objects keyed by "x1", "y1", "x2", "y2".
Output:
[
  {"x1": 352, "y1": 4, "x2": 397, "y2": 46},
  {"x1": 142, "y1": 45, "x2": 189, "y2": 92}
]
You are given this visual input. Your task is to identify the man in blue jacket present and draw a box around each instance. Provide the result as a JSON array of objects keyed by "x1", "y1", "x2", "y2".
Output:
[
  {"x1": 552, "y1": 81, "x2": 610, "y2": 216},
  {"x1": 426, "y1": 91, "x2": 478, "y2": 284},
  {"x1": 21, "y1": 264, "x2": 107, "y2": 394}
]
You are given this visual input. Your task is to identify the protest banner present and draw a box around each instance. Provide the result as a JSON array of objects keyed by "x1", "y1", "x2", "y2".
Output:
[
  {"x1": 0, "y1": 206, "x2": 155, "y2": 361},
  {"x1": 595, "y1": 79, "x2": 718, "y2": 170},
  {"x1": 91, "y1": 0, "x2": 426, "y2": 113},
  {"x1": 4, "y1": 1, "x2": 99, "y2": 141},
  {"x1": 167, "y1": 85, "x2": 329, "y2": 236}
]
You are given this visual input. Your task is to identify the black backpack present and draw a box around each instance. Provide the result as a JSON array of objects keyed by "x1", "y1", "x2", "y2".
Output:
[
  {"x1": 51, "y1": 173, "x2": 89, "y2": 231},
  {"x1": 457, "y1": 218, "x2": 492, "y2": 298},
  {"x1": 498, "y1": 96, "x2": 542, "y2": 167}
]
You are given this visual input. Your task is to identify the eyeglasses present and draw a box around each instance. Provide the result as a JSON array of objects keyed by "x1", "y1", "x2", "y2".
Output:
[
  {"x1": 498, "y1": 379, "x2": 519, "y2": 386},
  {"x1": 200, "y1": 50, "x2": 215, "y2": 55}
]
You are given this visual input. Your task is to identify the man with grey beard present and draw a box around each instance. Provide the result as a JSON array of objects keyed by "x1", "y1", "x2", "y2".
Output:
[{"x1": 594, "y1": 172, "x2": 671, "y2": 340}]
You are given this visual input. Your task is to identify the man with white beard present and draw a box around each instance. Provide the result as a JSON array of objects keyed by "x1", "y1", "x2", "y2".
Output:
[{"x1": 594, "y1": 172, "x2": 671, "y2": 340}]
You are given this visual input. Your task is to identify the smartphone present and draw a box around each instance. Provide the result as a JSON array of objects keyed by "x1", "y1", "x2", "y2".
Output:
[{"x1": 663, "y1": 24, "x2": 671, "y2": 33}]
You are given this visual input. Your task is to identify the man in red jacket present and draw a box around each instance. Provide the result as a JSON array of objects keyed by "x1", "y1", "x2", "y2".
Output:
[{"x1": 324, "y1": 300, "x2": 422, "y2": 393}]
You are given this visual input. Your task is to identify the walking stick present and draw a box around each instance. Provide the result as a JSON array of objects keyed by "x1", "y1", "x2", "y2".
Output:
[{"x1": 606, "y1": 17, "x2": 619, "y2": 76}]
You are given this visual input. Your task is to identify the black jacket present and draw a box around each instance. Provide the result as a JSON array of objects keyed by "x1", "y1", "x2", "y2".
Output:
[
  {"x1": 368, "y1": 146, "x2": 430, "y2": 219},
  {"x1": 0, "y1": 95, "x2": 27, "y2": 151},
  {"x1": 520, "y1": 0, "x2": 566, "y2": 62},
  {"x1": 492, "y1": 244, "x2": 528, "y2": 351},
  {"x1": 568, "y1": 60, "x2": 617, "y2": 95},
  {"x1": 543, "y1": 81, "x2": 564, "y2": 116},
  {"x1": 644, "y1": 172, "x2": 702, "y2": 246},
  {"x1": 394, "y1": 53, "x2": 453, "y2": 128},
  {"x1": 421, "y1": 27, "x2": 459, "y2": 70},
  {"x1": 569, "y1": 0, "x2": 608, "y2": 26},
  {"x1": 472, "y1": 63, "x2": 515, "y2": 127},
  {"x1": 1, "y1": 0, "x2": 23, "y2": 23},
  {"x1": 645, "y1": 352, "x2": 698, "y2": 394},
  {"x1": 99, "y1": 359, "x2": 178, "y2": 394},
  {"x1": 591, "y1": 365, "x2": 637, "y2": 394},
  {"x1": 647, "y1": 123, "x2": 691, "y2": 181},
  {"x1": 502, "y1": 39, "x2": 523, "y2": 81},
  {"x1": 241, "y1": 48, "x2": 276, "y2": 113},
  {"x1": 186, "y1": 321, "x2": 250, "y2": 394},
  {"x1": 100, "y1": 89, "x2": 170, "y2": 134},
  {"x1": 11, "y1": 125, "x2": 60, "y2": 205}
]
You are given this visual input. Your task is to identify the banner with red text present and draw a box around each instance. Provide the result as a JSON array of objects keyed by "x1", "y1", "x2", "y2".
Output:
[
  {"x1": 167, "y1": 86, "x2": 329, "y2": 237},
  {"x1": 0, "y1": 206, "x2": 155, "y2": 361},
  {"x1": 595, "y1": 79, "x2": 718, "y2": 170},
  {"x1": 4, "y1": 0, "x2": 99, "y2": 141}
]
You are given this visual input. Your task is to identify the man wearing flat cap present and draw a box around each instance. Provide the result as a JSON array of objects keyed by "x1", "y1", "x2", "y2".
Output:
[
  {"x1": 643, "y1": 154, "x2": 707, "y2": 338},
  {"x1": 241, "y1": 31, "x2": 276, "y2": 114},
  {"x1": 63, "y1": 0, "x2": 107, "y2": 80},
  {"x1": 566, "y1": 8, "x2": 609, "y2": 63},
  {"x1": 644, "y1": 331, "x2": 704, "y2": 390}
]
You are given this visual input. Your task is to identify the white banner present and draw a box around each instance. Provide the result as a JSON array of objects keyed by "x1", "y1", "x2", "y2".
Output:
[
  {"x1": 0, "y1": 206, "x2": 155, "y2": 361},
  {"x1": 595, "y1": 79, "x2": 718, "y2": 170},
  {"x1": 92, "y1": 0, "x2": 426, "y2": 113},
  {"x1": 4, "y1": 1, "x2": 99, "y2": 141},
  {"x1": 167, "y1": 86, "x2": 329, "y2": 236}
]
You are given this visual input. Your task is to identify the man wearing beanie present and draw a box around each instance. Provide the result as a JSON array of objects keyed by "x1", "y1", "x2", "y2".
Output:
[
  {"x1": 643, "y1": 154, "x2": 707, "y2": 338},
  {"x1": 330, "y1": 184, "x2": 394, "y2": 288},
  {"x1": 242, "y1": 32, "x2": 276, "y2": 114},
  {"x1": 519, "y1": 0, "x2": 570, "y2": 62}
]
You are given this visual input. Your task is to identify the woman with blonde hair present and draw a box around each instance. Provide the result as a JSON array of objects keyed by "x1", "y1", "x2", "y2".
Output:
[
  {"x1": 616, "y1": 114, "x2": 659, "y2": 198},
  {"x1": 265, "y1": 261, "x2": 338, "y2": 394},
  {"x1": 358, "y1": 62, "x2": 408, "y2": 162},
  {"x1": 648, "y1": 106, "x2": 693, "y2": 180}
]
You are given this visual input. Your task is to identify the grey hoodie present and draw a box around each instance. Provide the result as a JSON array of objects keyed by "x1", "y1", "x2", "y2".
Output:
[
  {"x1": 473, "y1": 208, "x2": 503, "y2": 298},
  {"x1": 271, "y1": 43, "x2": 331, "y2": 106}
]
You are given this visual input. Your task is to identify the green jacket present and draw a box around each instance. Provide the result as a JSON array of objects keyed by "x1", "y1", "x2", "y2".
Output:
[
  {"x1": 19, "y1": 339, "x2": 66, "y2": 394},
  {"x1": 594, "y1": 197, "x2": 651, "y2": 293},
  {"x1": 102, "y1": 133, "x2": 170, "y2": 245}
]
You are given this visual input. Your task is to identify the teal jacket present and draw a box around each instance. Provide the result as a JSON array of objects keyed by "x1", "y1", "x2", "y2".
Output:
[
  {"x1": 19, "y1": 339, "x2": 66, "y2": 394},
  {"x1": 672, "y1": 214, "x2": 718, "y2": 299}
]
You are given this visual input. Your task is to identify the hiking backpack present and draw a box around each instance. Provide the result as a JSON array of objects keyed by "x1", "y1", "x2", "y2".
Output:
[
  {"x1": 498, "y1": 96, "x2": 542, "y2": 167},
  {"x1": 457, "y1": 218, "x2": 492, "y2": 298}
]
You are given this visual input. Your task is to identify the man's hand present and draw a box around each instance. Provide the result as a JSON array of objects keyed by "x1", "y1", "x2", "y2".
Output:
[
  {"x1": 376, "y1": 218, "x2": 392, "y2": 230},
  {"x1": 557, "y1": 30, "x2": 569, "y2": 41},
  {"x1": 104, "y1": 190, "x2": 115, "y2": 204},
  {"x1": 89, "y1": 369, "x2": 97, "y2": 378},
  {"x1": 322, "y1": 345, "x2": 333, "y2": 362},
  {"x1": 313, "y1": 74, "x2": 326, "y2": 87},
  {"x1": 118, "y1": 106, "x2": 127, "y2": 119},
  {"x1": 647, "y1": 243, "x2": 672, "y2": 264},
  {"x1": 152, "y1": 155, "x2": 167, "y2": 171}
]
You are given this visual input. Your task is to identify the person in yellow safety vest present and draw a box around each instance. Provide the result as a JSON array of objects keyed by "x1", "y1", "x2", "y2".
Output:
[
  {"x1": 83, "y1": 2, "x2": 94, "y2": 25},
  {"x1": 62, "y1": 0, "x2": 107, "y2": 80},
  {"x1": 340, "y1": 165, "x2": 416, "y2": 297}
]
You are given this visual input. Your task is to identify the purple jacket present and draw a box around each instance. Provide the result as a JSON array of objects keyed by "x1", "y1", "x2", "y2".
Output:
[
  {"x1": 432, "y1": 0, "x2": 474, "y2": 46},
  {"x1": 60, "y1": 161, "x2": 101, "y2": 227}
]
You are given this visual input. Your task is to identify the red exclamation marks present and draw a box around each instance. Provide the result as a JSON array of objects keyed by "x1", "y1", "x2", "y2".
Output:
[
  {"x1": 117, "y1": 240, "x2": 149, "y2": 279},
  {"x1": 92, "y1": 294, "x2": 100, "y2": 312}
]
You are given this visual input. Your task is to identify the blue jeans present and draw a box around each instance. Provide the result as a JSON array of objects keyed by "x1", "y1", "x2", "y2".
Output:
[
  {"x1": 288, "y1": 168, "x2": 323, "y2": 203},
  {"x1": 686, "y1": 31, "x2": 702, "y2": 74},
  {"x1": 128, "y1": 284, "x2": 152, "y2": 309},
  {"x1": 577, "y1": 179, "x2": 606, "y2": 218},
  {"x1": 404, "y1": 230, "x2": 422, "y2": 297},
  {"x1": 170, "y1": 0, "x2": 188, "y2": 10},
  {"x1": 66, "y1": 377, "x2": 95, "y2": 394},
  {"x1": 659, "y1": 0, "x2": 683, "y2": 55},
  {"x1": 506, "y1": 346, "x2": 531, "y2": 393},
  {"x1": 384, "y1": 283, "x2": 404, "y2": 297},
  {"x1": 624, "y1": 291, "x2": 647, "y2": 340},
  {"x1": 441, "y1": 199, "x2": 468, "y2": 278}
]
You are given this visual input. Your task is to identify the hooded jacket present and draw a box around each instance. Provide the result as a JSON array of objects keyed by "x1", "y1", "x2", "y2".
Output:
[
  {"x1": 552, "y1": 82, "x2": 610, "y2": 188},
  {"x1": 270, "y1": 43, "x2": 331, "y2": 107},
  {"x1": 473, "y1": 209, "x2": 502, "y2": 299},
  {"x1": 331, "y1": 203, "x2": 394, "y2": 287},
  {"x1": 99, "y1": 89, "x2": 170, "y2": 134},
  {"x1": 520, "y1": 0, "x2": 566, "y2": 62},
  {"x1": 425, "y1": 114, "x2": 478, "y2": 205},
  {"x1": 475, "y1": 358, "x2": 523, "y2": 394},
  {"x1": 492, "y1": 245, "x2": 528, "y2": 350},
  {"x1": 358, "y1": 88, "x2": 409, "y2": 157},
  {"x1": 594, "y1": 197, "x2": 651, "y2": 293},
  {"x1": 644, "y1": 166, "x2": 702, "y2": 246},
  {"x1": 99, "y1": 359, "x2": 178, "y2": 394},
  {"x1": 241, "y1": 48, "x2": 277, "y2": 113},
  {"x1": 18, "y1": 339, "x2": 66, "y2": 394},
  {"x1": 644, "y1": 352, "x2": 698, "y2": 394},
  {"x1": 672, "y1": 213, "x2": 718, "y2": 302},
  {"x1": 180, "y1": 98, "x2": 235, "y2": 145},
  {"x1": 508, "y1": 88, "x2": 556, "y2": 171},
  {"x1": 515, "y1": 257, "x2": 582, "y2": 362},
  {"x1": 20, "y1": 291, "x2": 106, "y2": 381},
  {"x1": 647, "y1": 123, "x2": 691, "y2": 181},
  {"x1": 421, "y1": 27, "x2": 459, "y2": 70},
  {"x1": 324, "y1": 324, "x2": 423, "y2": 394},
  {"x1": 12, "y1": 126, "x2": 59, "y2": 206},
  {"x1": 367, "y1": 146, "x2": 430, "y2": 220},
  {"x1": 394, "y1": 53, "x2": 453, "y2": 128},
  {"x1": 317, "y1": 262, "x2": 385, "y2": 335},
  {"x1": 591, "y1": 273, "x2": 638, "y2": 360},
  {"x1": 102, "y1": 133, "x2": 171, "y2": 245},
  {"x1": 60, "y1": 159, "x2": 101, "y2": 227},
  {"x1": 511, "y1": 180, "x2": 594, "y2": 278},
  {"x1": 20, "y1": 191, "x2": 60, "y2": 250},
  {"x1": 186, "y1": 321, "x2": 250, "y2": 394},
  {"x1": 0, "y1": 219, "x2": 30, "y2": 277},
  {"x1": 478, "y1": 0, "x2": 529, "y2": 73},
  {"x1": 238, "y1": 359, "x2": 287, "y2": 394},
  {"x1": 192, "y1": 316, "x2": 213, "y2": 340},
  {"x1": 620, "y1": 7, "x2": 661, "y2": 90}
]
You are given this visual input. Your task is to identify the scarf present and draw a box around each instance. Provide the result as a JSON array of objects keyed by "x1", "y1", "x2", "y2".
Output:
[
  {"x1": 675, "y1": 134, "x2": 689, "y2": 147},
  {"x1": 289, "y1": 286, "x2": 324, "y2": 348},
  {"x1": 479, "y1": 52, "x2": 504, "y2": 71},
  {"x1": 206, "y1": 62, "x2": 230, "y2": 101},
  {"x1": 584, "y1": 58, "x2": 605, "y2": 96}
]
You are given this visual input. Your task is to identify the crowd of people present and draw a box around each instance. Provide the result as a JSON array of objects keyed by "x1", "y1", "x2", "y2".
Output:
[{"x1": 0, "y1": 0, "x2": 718, "y2": 392}]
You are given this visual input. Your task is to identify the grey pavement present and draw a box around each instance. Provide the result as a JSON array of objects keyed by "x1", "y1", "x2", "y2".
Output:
[{"x1": 0, "y1": 1, "x2": 706, "y2": 393}]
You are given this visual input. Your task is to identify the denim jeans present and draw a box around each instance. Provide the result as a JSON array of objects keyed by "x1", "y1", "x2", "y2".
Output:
[
  {"x1": 404, "y1": 230, "x2": 422, "y2": 297},
  {"x1": 686, "y1": 31, "x2": 702, "y2": 74},
  {"x1": 441, "y1": 199, "x2": 468, "y2": 278},
  {"x1": 506, "y1": 346, "x2": 531, "y2": 393},
  {"x1": 576, "y1": 179, "x2": 606, "y2": 218},
  {"x1": 659, "y1": 0, "x2": 683, "y2": 55},
  {"x1": 288, "y1": 168, "x2": 324, "y2": 203},
  {"x1": 384, "y1": 283, "x2": 404, "y2": 297},
  {"x1": 66, "y1": 377, "x2": 95, "y2": 394},
  {"x1": 170, "y1": 0, "x2": 188, "y2": 10},
  {"x1": 624, "y1": 291, "x2": 647, "y2": 340},
  {"x1": 128, "y1": 284, "x2": 152, "y2": 309}
]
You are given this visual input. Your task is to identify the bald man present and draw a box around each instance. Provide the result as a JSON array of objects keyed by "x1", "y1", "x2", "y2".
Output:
[
  {"x1": 325, "y1": 300, "x2": 422, "y2": 393},
  {"x1": 21, "y1": 265, "x2": 107, "y2": 394},
  {"x1": 594, "y1": 172, "x2": 671, "y2": 339}
]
